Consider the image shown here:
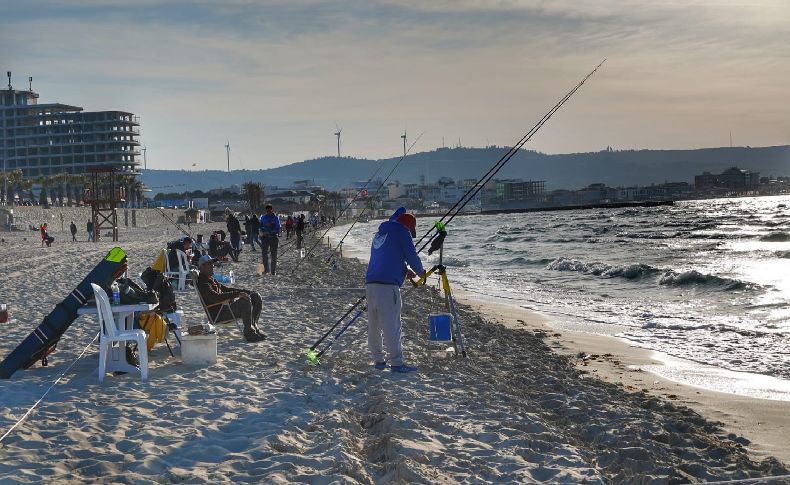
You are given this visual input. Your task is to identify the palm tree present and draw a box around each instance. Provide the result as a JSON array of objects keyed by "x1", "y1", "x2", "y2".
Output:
[{"x1": 242, "y1": 182, "x2": 264, "y2": 213}]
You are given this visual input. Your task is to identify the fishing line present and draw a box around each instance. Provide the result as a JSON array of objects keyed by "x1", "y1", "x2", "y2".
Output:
[
  {"x1": 305, "y1": 60, "x2": 605, "y2": 362},
  {"x1": 415, "y1": 59, "x2": 606, "y2": 254},
  {"x1": 290, "y1": 132, "x2": 425, "y2": 275},
  {"x1": 0, "y1": 333, "x2": 99, "y2": 445}
]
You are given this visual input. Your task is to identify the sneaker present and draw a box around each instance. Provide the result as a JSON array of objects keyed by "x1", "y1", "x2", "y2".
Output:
[
  {"x1": 245, "y1": 333, "x2": 266, "y2": 343},
  {"x1": 390, "y1": 364, "x2": 418, "y2": 373},
  {"x1": 373, "y1": 361, "x2": 387, "y2": 370}
]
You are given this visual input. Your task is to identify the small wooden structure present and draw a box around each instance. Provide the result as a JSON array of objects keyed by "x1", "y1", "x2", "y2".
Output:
[{"x1": 83, "y1": 167, "x2": 125, "y2": 242}]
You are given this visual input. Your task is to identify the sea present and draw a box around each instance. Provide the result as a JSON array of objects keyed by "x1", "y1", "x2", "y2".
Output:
[{"x1": 330, "y1": 195, "x2": 790, "y2": 396}]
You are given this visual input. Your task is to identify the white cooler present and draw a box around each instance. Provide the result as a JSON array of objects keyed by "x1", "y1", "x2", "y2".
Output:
[{"x1": 181, "y1": 333, "x2": 217, "y2": 366}]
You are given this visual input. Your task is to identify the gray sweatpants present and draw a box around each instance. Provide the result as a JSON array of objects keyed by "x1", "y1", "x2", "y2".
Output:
[{"x1": 366, "y1": 283, "x2": 404, "y2": 366}]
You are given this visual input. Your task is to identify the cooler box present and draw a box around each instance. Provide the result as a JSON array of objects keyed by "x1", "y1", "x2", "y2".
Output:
[
  {"x1": 181, "y1": 333, "x2": 217, "y2": 366},
  {"x1": 428, "y1": 313, "x2": 453, "y2": 342}
]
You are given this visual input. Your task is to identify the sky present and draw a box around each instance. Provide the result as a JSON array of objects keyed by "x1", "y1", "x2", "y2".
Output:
[{"x1": 2, "y1": 0, "x2": 789, "y2": 171}]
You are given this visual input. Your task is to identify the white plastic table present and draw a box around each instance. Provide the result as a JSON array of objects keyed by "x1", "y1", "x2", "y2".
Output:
[{"x1": 78, "y1": 303, "x2": 157, "y2": 374}]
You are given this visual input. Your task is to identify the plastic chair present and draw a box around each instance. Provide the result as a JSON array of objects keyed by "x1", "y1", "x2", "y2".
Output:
[
  {"x1": 164, "y1": 249, "x2": 190, "y2": 290},
  {"x1": 91, "y1": 283, "x2": 149, "y2": 382},
  {"x1": 190, "y1": 269, "x2": 243, "y2": 334}
]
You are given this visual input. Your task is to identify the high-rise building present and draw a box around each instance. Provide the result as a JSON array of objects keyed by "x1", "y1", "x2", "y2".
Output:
[{"x1": 1, "y1": 72, "x2": 140, "y2": 179}]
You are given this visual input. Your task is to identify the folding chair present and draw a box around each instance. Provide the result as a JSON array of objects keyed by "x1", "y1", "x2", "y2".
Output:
[
  {"x1": 91, "y1": 284, "x2": 149, "y2": 382},
  {"x1": 190, "y1": 269, "x2": 243, "y2": 334}
]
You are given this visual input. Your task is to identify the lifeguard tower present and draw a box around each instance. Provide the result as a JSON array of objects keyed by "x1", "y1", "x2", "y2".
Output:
[{"x1": 83, "y1": 167, "x2": 125, "y2": 242}]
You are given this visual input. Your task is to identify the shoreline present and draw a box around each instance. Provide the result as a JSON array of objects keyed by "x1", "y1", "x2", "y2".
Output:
[
  {"x1": 333, "y1": 227, "x2": 790, "y2": 464},
  {"x1": 0, "y1": 223, "x2": 787, "y2": 482}
]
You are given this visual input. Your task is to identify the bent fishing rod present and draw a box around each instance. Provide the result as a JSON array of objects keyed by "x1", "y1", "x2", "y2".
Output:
[
  {"x1": 290, "y1": 132, "x2": 424, "y2": 275},
  {"x1": 415, "y1": 59, "x2": 606, "y2": 254},
  {"x1": 306, "y1": 59, "x2": 606, "y2": 357}
]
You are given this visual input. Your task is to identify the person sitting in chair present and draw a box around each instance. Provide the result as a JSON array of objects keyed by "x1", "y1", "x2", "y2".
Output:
[{"x1": 195, "y1": 255, "x2": 265, "y2": 343}]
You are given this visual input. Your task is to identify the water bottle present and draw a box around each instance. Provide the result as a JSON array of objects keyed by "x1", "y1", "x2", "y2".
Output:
[
  {"x1": 111, "y1": 281, "x2": 121, "y2": 305},
  {"x1": 229, "y1": 270, "x2": 235, "y2": 284}
]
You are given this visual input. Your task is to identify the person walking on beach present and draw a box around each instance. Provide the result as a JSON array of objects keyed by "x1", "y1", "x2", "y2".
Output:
[
  {"x1": 259, "y1": 204, "x2": 281, "y2": 275},
  {"x1": 196, "y1": 255, "x2": 265, "y2": 343},
  {"x1": 245, "y1": 213, "x2": 260, "y2": 252},
  {"x1": 295, "y1": 214, "x2": 306, "y2": 249},
  {"x1": 69, "y1": 221, "x2": 77, "y2": 242},
  {"x1": 365, "y1": 207, "x2": 425, "y2": 373},
  {"x1": 86, "y1": 219, "x2": 94, "y2": 242},
  {"x1": 285, "y1": 215, "x2": 294, "y2": 240},
  {"x1": 226, "y1": 212, "x2": 242, "y2": 261}
]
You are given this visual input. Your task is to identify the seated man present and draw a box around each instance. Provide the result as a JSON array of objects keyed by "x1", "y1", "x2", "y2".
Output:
[
  {"x1": 208, "y1": 232, "x2": 233, "y2": 260},
  {"x1": 195, "y1": 255, "x2": 265, "y2": 343},
  {"x1": 167, "y1": 236, "x2": 193, "y2": 271}
]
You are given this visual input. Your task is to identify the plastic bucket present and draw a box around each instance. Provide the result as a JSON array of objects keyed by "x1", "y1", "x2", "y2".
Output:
[{"x1": 428, "y1": 313, "x2": 453, "y2": 342}]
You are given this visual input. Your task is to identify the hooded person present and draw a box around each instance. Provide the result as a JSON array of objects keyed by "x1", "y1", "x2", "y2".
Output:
[{"x1": 364, "y1": 207, "x2": 425, "y2": 373}]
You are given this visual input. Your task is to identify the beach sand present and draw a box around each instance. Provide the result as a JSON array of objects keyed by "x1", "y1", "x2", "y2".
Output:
[{"x1": 0, "y1": 216, "x2": 788, "y2": 483}]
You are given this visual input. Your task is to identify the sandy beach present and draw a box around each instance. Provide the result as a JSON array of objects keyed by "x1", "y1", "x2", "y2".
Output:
[{"x1": 0, "y1": 214, "x2": 788, "y2": 484}]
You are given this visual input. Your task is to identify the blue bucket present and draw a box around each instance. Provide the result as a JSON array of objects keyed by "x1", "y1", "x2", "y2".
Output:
[{"x1": 428, "y1": 313, "x2": 453, "y2": 342}]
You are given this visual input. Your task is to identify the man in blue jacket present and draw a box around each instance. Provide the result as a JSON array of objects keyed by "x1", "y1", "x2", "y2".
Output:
[
  {"x1": 365, "y1": 207, "x2": 426, "y2": 373},
  {"x1": 259, "y1": 204, "x2": 281, "y2": 275}
]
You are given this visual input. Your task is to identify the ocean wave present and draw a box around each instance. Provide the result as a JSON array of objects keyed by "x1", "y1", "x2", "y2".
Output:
[
  {"x1": 759, "y1": 231, "x2": 790, "y2": 242},
  {"x1": 640, "y1": 321, "x2": 786, "y2": 338},
  {"x1": 657, "y1": 270, "x2": 751, "y2": 290},
  {"x1": 546, "y1": 257, "x2": 753, "y2": 291},
  {"x1": 545, "y1": 257, "x2": 659, "y2": 280}
]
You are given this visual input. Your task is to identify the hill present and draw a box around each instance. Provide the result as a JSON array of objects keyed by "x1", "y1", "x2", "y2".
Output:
[{"x1": 141, "y1": 145, "x2": 790, "y2": 195}]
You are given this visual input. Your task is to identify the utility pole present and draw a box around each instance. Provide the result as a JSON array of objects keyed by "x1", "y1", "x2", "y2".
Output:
[{"x1": 225, "y1": 141, "x2": 230, "y2": 173}]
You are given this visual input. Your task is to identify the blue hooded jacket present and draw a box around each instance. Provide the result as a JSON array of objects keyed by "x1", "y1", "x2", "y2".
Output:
[{"x1": 365, "y1": 207, "x2": 425, "y2": 286}]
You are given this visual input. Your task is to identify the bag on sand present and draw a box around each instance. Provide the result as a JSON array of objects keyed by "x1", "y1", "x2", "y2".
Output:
[
  {"x1": 116, "y1": 277, "x2": 158, "y2": 305},
  {"x1": 138, "y1": 312, "x2": 167, "y2": 351}
]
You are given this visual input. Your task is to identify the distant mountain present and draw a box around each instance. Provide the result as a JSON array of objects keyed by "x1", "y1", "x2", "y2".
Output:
[{"x1": 141, "y1": 145, "x2": 790, "y2": 195}]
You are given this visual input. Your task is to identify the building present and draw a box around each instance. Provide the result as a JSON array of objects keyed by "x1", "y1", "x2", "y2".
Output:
[
  {"x1": 1, "y1": 72, "x2": 140, "y2": 179},
  {"x1": 694, "y1": 167, "x2": 760, "y2": 194}
]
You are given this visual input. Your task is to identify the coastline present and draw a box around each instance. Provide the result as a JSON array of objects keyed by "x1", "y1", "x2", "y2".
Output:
[
  {"x1": 335, "y1": 227, "x2": 790, "y2": 464},
  {"x1": 0, "y1": 221, "x2": 786, "y2": 483}
]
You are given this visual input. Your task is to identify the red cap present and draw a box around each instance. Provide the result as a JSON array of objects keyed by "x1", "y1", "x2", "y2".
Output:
[{"x1": 396, "y1": 212, "x2": 417, "y2": 237}]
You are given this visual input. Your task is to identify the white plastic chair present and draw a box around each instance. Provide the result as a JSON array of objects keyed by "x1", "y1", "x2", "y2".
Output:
[
  {"x1": 91, "y1": 283, "x2": 149, "y2": 382},
  {"x1": 164, "y1": 249, "x2": 190, "y2": 290}
]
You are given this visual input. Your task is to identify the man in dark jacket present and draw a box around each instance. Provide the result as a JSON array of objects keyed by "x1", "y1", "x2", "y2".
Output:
[
  {"x1": 244, "y1": 213, "x2": 260, "y2": 251},
  {"x1": 226, "y1": 213, "x2": 242, "y2": 262},
  {"x1": 365, "y1": 207, "x2": 425, "y2": 373},
  {"x1": 196, "y1": 255, "x2": 265, "y2": 342},
  {"x1": 258, "y1": 205, "x2": 281, "y2": 275}
]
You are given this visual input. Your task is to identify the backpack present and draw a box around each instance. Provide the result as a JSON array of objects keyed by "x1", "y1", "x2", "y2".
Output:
[
  {"x1": 116, "y1": 277, "x2": 159, "y2": 305},
  {"x1": 138, "y1": 312, "x2": 167, "y2": 351}
]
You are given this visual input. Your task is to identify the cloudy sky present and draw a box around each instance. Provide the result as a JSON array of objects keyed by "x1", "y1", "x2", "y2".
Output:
[{"x1": 2, "y1": 0, "x2": 788, "y2": 171}]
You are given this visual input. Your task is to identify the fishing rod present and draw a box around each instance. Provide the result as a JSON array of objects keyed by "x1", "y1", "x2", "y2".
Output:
[
  {"x1": 305, "y1": 60, "x2": 606, "y2": 363},
  {"x1": 415, "y1": 59, "x2": 606, "y2": 254},
  {"x1": 155, "y1": 207, "x2": 194, "y2": 239},
  {"x1": 317, "y1": 132, "x2": 426, "y2": 272},
  {"x1": 290, "y1": 132, "x2": 424, "y2": 275}
]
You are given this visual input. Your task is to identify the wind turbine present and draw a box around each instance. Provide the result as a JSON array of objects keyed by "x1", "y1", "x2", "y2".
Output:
[
  {"x1": 142, "y1": 145, "x2": 147, "y2": 171},
  {"x1": 334, "y1": 124, "x2": 342, "y2": 158},
  {"x1": 401, "y1": 128, "x2": 407, "y2": 158},
  {"x1": 225, "y1": 140, "x2": 230, "y2": 173}
]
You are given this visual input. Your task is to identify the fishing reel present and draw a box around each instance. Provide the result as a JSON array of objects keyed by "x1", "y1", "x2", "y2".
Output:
[{"x1": 428, "y1": 222, "x2": 447, "y2": 256}]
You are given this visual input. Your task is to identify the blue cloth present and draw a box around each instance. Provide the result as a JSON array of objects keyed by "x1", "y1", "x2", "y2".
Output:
[
  {"x1": 365, "y1": 207, "x2": 424, "y2": 286},
  {"x1": 259, "y1": 213, "x2": 281, "y2": 236}
]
